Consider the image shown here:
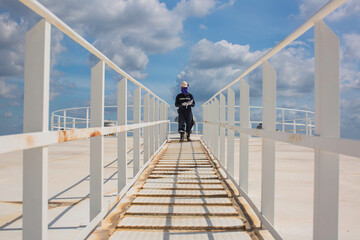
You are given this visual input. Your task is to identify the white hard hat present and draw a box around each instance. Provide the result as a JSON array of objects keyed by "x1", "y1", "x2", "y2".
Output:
[{"x1": 180, "y1": 81, "x2": 188, "y2": 88}]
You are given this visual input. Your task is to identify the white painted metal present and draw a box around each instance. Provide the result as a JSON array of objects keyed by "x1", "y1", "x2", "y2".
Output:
[
  {"x1": 18, "y1": 0, "x2": 169, "y2": 107},
  {"x1": 202, "y1": 0, "x2": 346, "y2": 106},
  {"x1": 63, "y1": 110, "x2": 67, "y2": 130},
  {"x1": 227, "y1": 88, "x2": 235, "y2": 176},
  {"x1": 155, "y1": 99, "x2": 159, "y2": 149},
  {"x1": 313, "y1": 20, "x2": 340, "y2": 240},
  {"x1": 240, "y1": 79, "x2": 250, "y2": 193},
  {"x1": 213, "y1": 98, "x2": 219, "y2": 157},
  {"x1": 150, "y1": 97, "x2": 155, "y2": 156},
  {"x1": 23, "y1": 19, "x2": 50, "y2": 240},
  {"x1": 86, "y1": 107, "x2": 89, "y2": 128},
  {"x1": 118, "y1": 78, "x2": 128, "y2": 189},
  {"x1": 90, "y1": 60, "x2": 105, "y2": 221},
  {"x1": 261, "y1": 60, "x2": 277, "y2": 225},
  {"x1": 219, "y1": 94, "x2": 226, "y2": 165},
  {"x1": 143, "y1": 93, "x2": 150, "y2": 164},
  {"x1": 133, "y1": 87, "x2": 141, "y2": 174}
]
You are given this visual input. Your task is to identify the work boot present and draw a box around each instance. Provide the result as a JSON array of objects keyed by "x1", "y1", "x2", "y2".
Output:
[
  {"x1": 180, "y1": 133, "x2": 185, "y2": 142},
  {"x1": 186, "y1": 133, "x2": 191, "y2": 142}
]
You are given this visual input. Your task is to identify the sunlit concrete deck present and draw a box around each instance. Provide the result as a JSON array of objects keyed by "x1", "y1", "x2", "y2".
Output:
[{"x1": 0, "y1": 136, "x2": 359, "y2": 239}]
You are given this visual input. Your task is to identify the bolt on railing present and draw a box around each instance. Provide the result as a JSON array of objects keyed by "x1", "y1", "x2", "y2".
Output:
[
  {"x1": 0, "y1": 1, "x2": 171, "y2": 240},
  {"x1": 201, "y1": 1, "x2": 360, "y2": 240}
]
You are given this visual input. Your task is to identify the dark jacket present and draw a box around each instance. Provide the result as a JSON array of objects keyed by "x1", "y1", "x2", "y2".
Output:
[{"x1": 175, "y1": 93, "x2": 195, "y2": 110}]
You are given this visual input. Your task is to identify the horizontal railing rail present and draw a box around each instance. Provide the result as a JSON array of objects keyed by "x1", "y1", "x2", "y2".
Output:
[{"x1": 201, "y1": 1, "x2": 359, "y2": 240}]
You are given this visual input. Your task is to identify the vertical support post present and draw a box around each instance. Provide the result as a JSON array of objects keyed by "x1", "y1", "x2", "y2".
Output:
[
  {"x1": 313, "y1": 20, "x2": 340, "y2": 240},
  {"x1": 57, "y1": 116, "x2": 60, "y2": 130},
  {"x1": 118, "y1": 77, "x2": 127, "y2": 188},
  {"x1": 155, "y1": 99, "x2": 159, "y2": 149},
  {"x1": 143, "y1": 93, "x2": 150, "y2": 163},
  {"x1": 219, "y1": 94, "x2": 226, "y2": 164},
  {"x1": 306, "y1": 112, "x2": 309, "y2": 135},
  {"x1": 86, "y1": 107, "x2": 89, "y2": 128},
  {"x1": 213, "y1": 98, "x2": 219, "y2": 157},
  {"x1": 63, "y1": 110, "x2": 67, "y2": 130},
  {"x1": 210, "y1": 101, "x2": 214, "y2": 151},
  {"x1": 133, "y1": 87, "x2": 141, "y2": 175},
  {"x1": 227, "y1": 88, "x2": 235, "y2": 176},
  {"x1": 23, "y1": 19, "x2": 51, "y2": 240},
  {"x1": 261, "y1": 60, "x2": 276, "y2": 225},
  {"x1": 150, "y1": 97, "x2": 155, "y2": 156},
  {"x1": 90, "y1": 60, "x2": 105, "y2": 221},
  {"x1": 166, "y1": 105, "x2": 169, "y2": 140},
  {"x1": 72, "y1": 117, "x2": 75, "y2": 129},
  {"x1": 50, "y1": 114, "x2": 54, "y2": 131},
  {"x1": 240, "y1": 79, "x2": 250, "y2": 193},
  {"x1": 293, "y1": 120, "x2": 296, "y2": 133},
  {"x1": 282, "y1": 109, "x2": 285, "y2": 132}
]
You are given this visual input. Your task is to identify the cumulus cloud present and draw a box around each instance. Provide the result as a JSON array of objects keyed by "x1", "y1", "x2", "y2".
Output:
[
  {"x1": 0, "y1": 13, "x2": 27, "y2": 77},
  {"x1": 297, "y1": 0, "x2": 360, "y2": 21},
  {"x1": 0, "y1": 78, "x2": 21, "y2": 99},
  {"x1": 175, "y1": 38, "x2": 315, "y2": 104}
]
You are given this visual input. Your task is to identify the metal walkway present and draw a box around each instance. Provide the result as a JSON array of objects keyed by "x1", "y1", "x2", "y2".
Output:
[{"x1": 108, "y1": 140, "x2": 257, "y2": 240}]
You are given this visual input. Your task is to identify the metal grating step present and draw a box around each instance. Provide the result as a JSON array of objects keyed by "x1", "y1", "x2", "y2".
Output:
[
  {"x1": 117, "y1": 216, "x2": 245, "y2": 230},
  {"x1": 126, "y1": 205, "x2": 238, "y2": 215}
]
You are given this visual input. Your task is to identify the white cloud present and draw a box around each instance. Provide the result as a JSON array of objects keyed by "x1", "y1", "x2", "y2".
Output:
[
  {"x1": 297, "y1": 0, "x2": 360, "y2": 21},
  {"x1": 0, "y1": 77, "x2": 21, "y2": 99},
  {"x1": 174, "y1": 0, "x2": 217, "y2": 19},
  {"x1": 342, "y1": 33, "x2": 360, "y2": 62}
]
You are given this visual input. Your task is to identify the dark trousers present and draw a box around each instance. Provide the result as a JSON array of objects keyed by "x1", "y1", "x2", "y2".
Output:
[{"x1": 178, "y1": 109, "x2": 193, "y2": 134}]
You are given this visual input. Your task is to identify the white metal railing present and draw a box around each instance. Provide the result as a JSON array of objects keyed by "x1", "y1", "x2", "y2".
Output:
[
  {"x1": 0, "y1": 0, "x2": 170, "y2": 240},
  {"x1": 51, "y1": 105, "x2": 315, "y2": 136},
  {"x1": 202, "y1": 1, "x2": 360, "y2": 240}
]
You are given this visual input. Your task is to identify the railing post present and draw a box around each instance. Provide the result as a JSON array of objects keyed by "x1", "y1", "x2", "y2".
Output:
[
  {"x1": 261, "y1": 60, "x2": 276, "y2": 225},
  {"x1": 90, "y1": 60, "x2": 105, "y2": 221},
  {"x1": 313, "y1": 20, "x2": 340, "y2": 240},
  {"x1": 166, "y1": 105, "x2": 169, "y2": 140},
  {"x1": 57, "y1": 115, "x2": 60, "y2": 130},
  {"x1": 240, "y1": 78, "x2": 250, "y2": 193},
  {"x1": 219, "y1": 94, "x2": 226, "y2": 164},
  {"x1": 23, "y1": 19, "x2": 51, "y2": 240},
  {"x1": 50, "y1": 113, "x2": 54, "y2": 131},
  {"x1": 143, "y1": 93, "x2": 150, "y2": 163},
  {"x1": 227, "y1": 88, "x2": 235, "y2": 176},
  {"x1": 86, "y1": 107, "x2": 89, "y2": 128},
  {"x1": 293, "y1": 120, "x2": 296, "y2": 133},
  {"x1": 213, "y1": 98, "x2": 219, "y2": 157},
  {"x1": 150, "y1": 97, "x2": 155, "y2": 156},
  {"x1": 282, "y1": 109, "x2": 285, "y2": 132},
  {"x1": 72, "y1": 117, "x2": 75, "y2": 129},
  {"x1": 133, "y1": 87, "x2": 141, "y2": 175},
  {"x1": 210, "y1": 101, "x2": 214, "y2": 151},
  {"x1": 118, "y1": 77, "x2": 127, "y2": 188},
  {"x1": 306, "y1": 112, "x2": 309, "y2": 135},
  {"x1": 63, "y1": 110, "x2": 67, "y2": 130},
  {"x1": 155, "y1": 99, "x2": 159, "y2": 149}
]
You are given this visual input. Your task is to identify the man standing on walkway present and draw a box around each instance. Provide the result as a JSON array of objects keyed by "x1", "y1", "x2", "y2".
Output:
[{"x1": 175, "y1": 81, "x2": 195, "y2": 141}]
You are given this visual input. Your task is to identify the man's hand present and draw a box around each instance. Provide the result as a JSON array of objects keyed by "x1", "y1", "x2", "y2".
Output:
[{"x1": 182, "y1": 102, "x2": 187, "y2": 106}]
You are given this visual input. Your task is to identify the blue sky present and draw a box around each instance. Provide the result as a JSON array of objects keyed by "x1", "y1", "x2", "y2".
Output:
[{"x1": 0, "y1": 0, "x2": 359, "y2": 139}]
